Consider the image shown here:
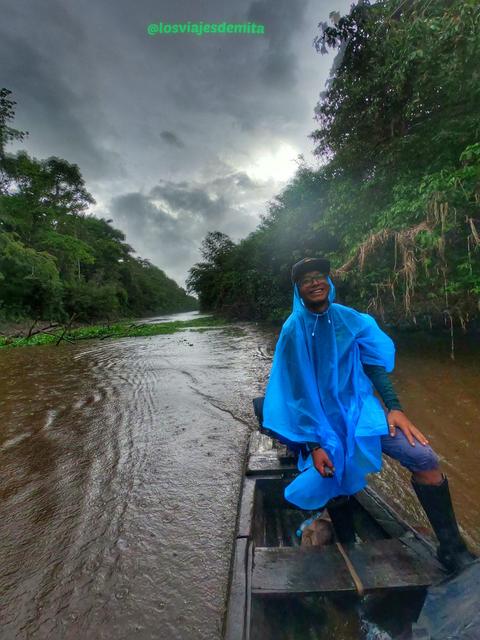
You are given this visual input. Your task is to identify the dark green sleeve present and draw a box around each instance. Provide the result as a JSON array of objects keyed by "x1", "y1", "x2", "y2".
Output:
[{"x1": 363, "y1": 364, "x2": 403, "y2": 412}]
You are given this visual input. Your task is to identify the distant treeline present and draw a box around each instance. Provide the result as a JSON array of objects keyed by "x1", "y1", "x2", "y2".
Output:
[
  {"x1": 187, "y1": 0, "x2": 480, "y2": 330},
  {"x1": 0, "y1": 89, "x2": 197, "y2": 322}
]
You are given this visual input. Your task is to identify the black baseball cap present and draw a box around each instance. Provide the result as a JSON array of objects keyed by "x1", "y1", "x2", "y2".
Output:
[{"x1": 291, "y1": 257, "x2": 331, "y2": 283}]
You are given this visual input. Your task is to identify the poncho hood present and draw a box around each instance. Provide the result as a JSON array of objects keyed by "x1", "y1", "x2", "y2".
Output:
[{"x1": 263, "y1": 277, "x2": 395, "y2": 509}]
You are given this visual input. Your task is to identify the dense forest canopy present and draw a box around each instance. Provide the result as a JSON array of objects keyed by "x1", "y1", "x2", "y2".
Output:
[
  {"x1": 0, "y1": 88, "x2": 197, "y2": 322},
  {"x1": 187, "y1": 0, "x2": 480, "y2": 329}
]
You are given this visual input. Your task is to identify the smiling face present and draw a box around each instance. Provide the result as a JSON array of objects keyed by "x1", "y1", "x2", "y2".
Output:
[{"x1": 298, "y1": 271, "x2": 330, "y2": 310}]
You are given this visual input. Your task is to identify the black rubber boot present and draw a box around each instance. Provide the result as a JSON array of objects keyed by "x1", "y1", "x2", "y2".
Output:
[
  {"x1": 327, "y1": 495, "x2": 356, "y2": 544},
  {"x1": 412, "y1": 475, "x2": 476, "y2": 573}
]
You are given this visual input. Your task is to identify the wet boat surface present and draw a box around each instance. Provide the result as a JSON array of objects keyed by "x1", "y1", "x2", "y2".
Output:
[{"x1": 224, "y1": 432, "x2": 446, "y2": 640}]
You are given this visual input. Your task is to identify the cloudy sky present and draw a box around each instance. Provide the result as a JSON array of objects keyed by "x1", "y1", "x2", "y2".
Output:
[{"x1": 2, "y1": 0, "x2": 352, "y2": 286}]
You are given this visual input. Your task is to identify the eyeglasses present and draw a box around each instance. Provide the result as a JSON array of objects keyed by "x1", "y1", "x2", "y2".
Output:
[{"x1": 299, "y1": 275, "x2": 327, "y2": 287}]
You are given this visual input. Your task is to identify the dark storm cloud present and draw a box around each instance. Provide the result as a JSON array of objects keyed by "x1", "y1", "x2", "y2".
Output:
[
  {"x1": 111, "y1": 192, "x2": 199, "y2": 280},
  {"x1": 112, "y1": 192, "x2": 195, "y2": 254},
  {"x1": 109, "y1": 169, "x2": 272, "y2": 283},
  {"x1": 0, "y1": 3, "x2": 124, "y2": 181},
  {"x1": 209, "y1": 172, "x2": 256, "y2": 191},
  {"x1": 2, "y1": 0, "x2": 352, "y2": 284},
  {"x1": 247, "y1": 0, "x2": 308, "y2": 87},
  {"x1": 160, "y1": 131, "x2": 185, "y2": 148},
  {"x1": 150, "y1": 181, "x2": 226, "y2": 222}
]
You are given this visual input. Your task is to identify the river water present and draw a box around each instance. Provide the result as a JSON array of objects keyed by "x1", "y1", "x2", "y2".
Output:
[{"x1": 0, "y1": 315, "x2": 479, "y2": 639}]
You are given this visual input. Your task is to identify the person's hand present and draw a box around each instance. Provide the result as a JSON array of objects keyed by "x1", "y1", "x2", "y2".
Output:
[
  {"x1": 387, "y1": 410, "x2": 429, "y2": 447},
  {"x1": 312, "y1": 447, "x2": 335, "y2": 477}
]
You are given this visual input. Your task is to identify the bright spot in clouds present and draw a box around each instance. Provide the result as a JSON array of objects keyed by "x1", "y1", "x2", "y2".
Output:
[{"x1": 244, "y1": 143, "x2": 300, "y2": 182}]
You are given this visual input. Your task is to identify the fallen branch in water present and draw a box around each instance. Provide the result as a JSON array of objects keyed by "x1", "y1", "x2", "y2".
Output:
[
  {"x1": 27, "y1": 319, "x2": 37, "y2": 338},
  {"x1": 28, "y1": 323, "x2": 61, "y2": 338},
  {"x1": 55, "y1": 314, "x2": 76, "y2": 346},
  {"x1": 1, "y1": 322, "x2": 61, "y2": 340}
]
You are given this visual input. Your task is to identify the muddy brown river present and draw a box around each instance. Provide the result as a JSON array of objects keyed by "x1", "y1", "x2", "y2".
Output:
[{"x1": 0, "y1": 314, "x2": 479, "y2": 639}]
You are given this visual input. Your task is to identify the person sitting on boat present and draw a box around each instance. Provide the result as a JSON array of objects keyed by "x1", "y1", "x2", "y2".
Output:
[{"x1": 262, "y1": 256, "x2": 476, "y2": 573}]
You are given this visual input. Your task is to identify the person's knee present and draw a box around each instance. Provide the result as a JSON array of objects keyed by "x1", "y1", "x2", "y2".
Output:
[
  {"x1": 410, "y1": 445, "x2": 439, "y2": 471},
  {"x1": 381, "y1": 430, "x2": 440, "y2": 471}
]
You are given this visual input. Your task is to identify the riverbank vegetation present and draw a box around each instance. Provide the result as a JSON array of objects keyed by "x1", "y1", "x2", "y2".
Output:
[
  {"x1": 187, "y1": 0, "x2": 480, "y2": 331},
  {"x1": 0, "y1": 89, "x2": 197, "y2": 324},
  {"x1": 0, "y1": 316, "x2": 224, "y2": 349}
]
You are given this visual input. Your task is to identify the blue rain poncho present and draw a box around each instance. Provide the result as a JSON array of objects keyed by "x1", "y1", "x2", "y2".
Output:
[{"x1": 263, "y1": 278, "x2": 395, "y2": 509}]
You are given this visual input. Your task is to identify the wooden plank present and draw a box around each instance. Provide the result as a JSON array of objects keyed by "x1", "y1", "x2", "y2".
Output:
[
  {"x1": 251, "y1": 539, "x2": 442, "y2": 596},
  {"x1": 245, "y1": 540, "x2": 253, "y2": 640},
  {"x1": 249, "y1": 431, "x2": 274, "y2": 455},
  {"x1": 347, "y1": 539, "x2": 442, "y2": 590},
  {"x1": 247, "y1": 453, "x2": 297, "y2": 476},
  {"x1": 248, "y1": 431, "x2": 292, "y2": 456},
  {"x1": 249, "y1": 427, "x2": 293, "y2": 457},
  {"x1": 237, "y1": 477, "x2": 256, "y2": 538},
  {"x1": 224, "y1": 538, "x2": 252, "y2": 640},
  {"x1": 252, "y1": 546, "x2": 353, "y2": 595}
]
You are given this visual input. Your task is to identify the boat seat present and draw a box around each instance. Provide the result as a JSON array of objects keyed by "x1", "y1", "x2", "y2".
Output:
[{"x1": 252, "y1": 539, "x2": 444, "y2": 596}]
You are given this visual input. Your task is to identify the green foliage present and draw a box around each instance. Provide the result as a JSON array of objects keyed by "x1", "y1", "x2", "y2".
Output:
[
  {"x1": 0, "y1": 232, "x2": 62, "y2": 318},
  {"x1": 187, "y1": 0, "x2": 480, "y2": 328},
  {"x1": 0, "y1": 89, "x2": 28, "y2": 161},
  {"x1": 0, "y1": 315, "x2": 224, "y2": 348},
  {"x1": 63, "y1": 281, "x2": 123, "y2": 320},
  {"x1": 0, "y1": 89, "x2": 197, "y2": 322}
]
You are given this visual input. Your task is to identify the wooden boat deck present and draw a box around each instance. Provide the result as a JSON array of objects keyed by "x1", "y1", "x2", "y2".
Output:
[
  {"x1": 224, "y1": 431, "x2": 445, "y2": 640},
  {"x1": 252, "y1": 539, "x2": 440, "y2": 596}
]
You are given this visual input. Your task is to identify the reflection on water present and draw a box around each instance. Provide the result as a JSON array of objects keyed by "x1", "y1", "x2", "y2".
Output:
[
  {"x1": 139, "y1": 310, "x2": 210, "y2": 324},
  {"x1": 0, "y1": 323, "x2": 479, "y2": 639}
]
